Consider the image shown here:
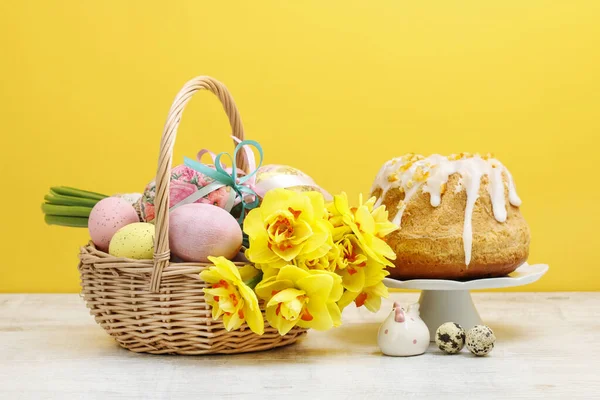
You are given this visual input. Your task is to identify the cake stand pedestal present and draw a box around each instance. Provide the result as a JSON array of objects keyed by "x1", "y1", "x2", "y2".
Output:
[{"x1": 383, "y1": 263, "x2": 549, "y2": 341}]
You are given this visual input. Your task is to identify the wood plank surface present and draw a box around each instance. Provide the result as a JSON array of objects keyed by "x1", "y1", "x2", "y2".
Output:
[{"x1": 0, "y1": 293, "x2": 598, "y2": 399}]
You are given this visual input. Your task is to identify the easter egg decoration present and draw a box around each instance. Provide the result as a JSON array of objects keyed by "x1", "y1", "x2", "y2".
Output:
[
  {"x1": 466, "y1": 325, "x2": 497, "y2": 356},
  {"x1": 88, "y1": 197, "x2": 140, "y2": 251},
  {"x1": 435, "y1": 322, "x2": 466, "y2": 354},
  {"x1": 115, "y1": 193, "x2": 142, "y2": 206},
  {"x1": 108, "y1": 222, "x2": 156, "y2": 260},
  {"x1": 168, "y1": 203, "x2": 243, "y2": 262},
  {"x1": 254, "y1": 164, "x2": 332, "y2": 201},
  {"x1": 139, "y1": 165, "x2": 239, "y2": 223}
]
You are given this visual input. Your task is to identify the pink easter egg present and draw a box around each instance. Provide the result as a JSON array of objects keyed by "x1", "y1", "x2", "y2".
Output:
[
  {"x1": 88, "y1": 197, "x2": 140, "y2": 251},
  {"x1": 169, "y1": 203, "x2": 242, "y2": 262}
]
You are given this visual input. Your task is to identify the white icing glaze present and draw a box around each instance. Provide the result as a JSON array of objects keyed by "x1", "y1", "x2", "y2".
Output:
[{"x1": 371, "y1": 153, "x2": 521, "y2": 266}]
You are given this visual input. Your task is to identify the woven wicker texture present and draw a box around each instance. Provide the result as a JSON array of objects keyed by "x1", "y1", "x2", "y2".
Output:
[{"x1": 78, "y1": 76, "x2": 307, "y2": 354}]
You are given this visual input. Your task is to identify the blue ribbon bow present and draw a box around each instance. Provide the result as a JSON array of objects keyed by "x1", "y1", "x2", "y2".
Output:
[{"x1": 183, "y1": 140, "x2": 263, "y2": 224}]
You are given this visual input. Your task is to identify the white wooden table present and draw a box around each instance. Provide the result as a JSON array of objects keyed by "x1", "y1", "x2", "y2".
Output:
[{"x1": 1, "y1": 293, "x2": 598, "y2": 399}]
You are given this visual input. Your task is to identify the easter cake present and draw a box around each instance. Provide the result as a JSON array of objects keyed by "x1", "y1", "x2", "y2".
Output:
[{"x1": 370, "y1": 153, "x2": 530, "y2": 280}]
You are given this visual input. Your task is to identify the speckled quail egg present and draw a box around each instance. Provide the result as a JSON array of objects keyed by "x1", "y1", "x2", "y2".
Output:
[
  {"x1": 435, "y1": 322, "x2": 466, "y2": 354},
  {"x1": 466, "y1": 325, "x2": 496, "y2": 356}
]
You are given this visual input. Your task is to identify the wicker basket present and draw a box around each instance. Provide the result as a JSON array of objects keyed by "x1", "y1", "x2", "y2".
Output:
[{"x1": 78, "y1": 76, "x2": 307, "y2": 355}]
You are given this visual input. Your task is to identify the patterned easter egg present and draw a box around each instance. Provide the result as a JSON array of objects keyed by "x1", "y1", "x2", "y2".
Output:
[
  {"x1": 254, "y1": 164, "x2": 332, "y2": 200},
  {"x1": 140, "y1": 165, "x2": 236, "y2": 222}
]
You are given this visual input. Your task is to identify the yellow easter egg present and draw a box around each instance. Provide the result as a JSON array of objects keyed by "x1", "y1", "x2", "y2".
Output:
[{"x1": 108, "y1": 222, "x2": 155, "y2": 260}]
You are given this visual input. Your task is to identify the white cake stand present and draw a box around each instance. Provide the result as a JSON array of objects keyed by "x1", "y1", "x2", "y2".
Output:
[{"x1": 383, "y1": 263, "x2": 549, "y2": 340}]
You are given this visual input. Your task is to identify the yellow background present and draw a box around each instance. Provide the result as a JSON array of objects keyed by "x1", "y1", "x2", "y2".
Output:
[{"x1": 0, "y1": 1, "x2": 598, "y2": 292}]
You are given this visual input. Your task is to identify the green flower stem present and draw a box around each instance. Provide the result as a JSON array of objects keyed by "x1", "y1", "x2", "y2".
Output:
[
  {"x1": 45, "y1": 193, "x2": 100, "y2": 208},
  {"x1": 41, "y1": 203, "x2": 92, "y2": 218},
  {"x1": 50, "y1": 186, "x2": 108, "y2": 201},
  {"x1": 244, "y1": 270, "x2": 264, "y2": 290},
  {"x1": 44, "y1": 215, "x2": 89, "y2": 228}
]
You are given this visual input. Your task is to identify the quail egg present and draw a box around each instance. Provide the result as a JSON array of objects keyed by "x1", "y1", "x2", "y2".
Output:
[
  {"x1": 466, "y1": 325, "x2": 496, "y2": 356},
  {"x1": 435, "y1": 322, "x2": 466, "y2": 354}
]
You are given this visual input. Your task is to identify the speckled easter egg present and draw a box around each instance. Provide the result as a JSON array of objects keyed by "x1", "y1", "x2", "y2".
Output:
[
  {"x1": 466, "y1": 325, "x2": 496, "y2": 356},
  {"x1": 435, "y1": 322, "x2": 466, "y2": 354},
  {"x1": 169, "y1": 203, "x2": 242, "y2": 262},
  {"x1": 109, "y1": 223, "x2": 155, "y2": 259},
  {"x1": 88, "y1": 197, "x2": 140, "y2": 251}
]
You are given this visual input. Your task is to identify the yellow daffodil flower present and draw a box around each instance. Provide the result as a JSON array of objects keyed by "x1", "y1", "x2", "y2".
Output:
[
  {"x1": 244, "y1": 189, "x2": 334, "y2": 269},
  {"x1": 296, "y1": 254, "x2": 331, "y2": 271},
  {"x1": 338, "y1": 262, "x2": 390, "y2": 313},
  {"x1": 295, "y1": 238, "x2": 339, "y2": 272},
  {"x1": 256, "y1": 264, "x2": 279, "y2": 279},
  {"x1": 327, "y1": 209, "x2": 352, "y2": 242},
  {"x1": 333, "y1": 235, "x2": 379, "y2": 293},
  {"x1": 333, "y1": 235, "x2": 368, "y2": 271},
  {"x1": 200, "y1": 256, "x2": 265, "y2": 335},
  {"x1": 328, "y1": 192, "x2": 398, "y2": 268},
  {"x1": 255, "y1": 265, "x2": 343, "y2": 335}
]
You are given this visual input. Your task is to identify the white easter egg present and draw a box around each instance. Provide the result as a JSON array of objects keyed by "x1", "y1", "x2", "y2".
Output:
[
  {"x1": 169, "y1": 203, "x2": 242, "y2": 262},
  {"x1": 109, "y1": 222, "x2": 155, "y2": 260},
  {"x1": 88, "y1": 197, "x2": 140, "y2": 251}
]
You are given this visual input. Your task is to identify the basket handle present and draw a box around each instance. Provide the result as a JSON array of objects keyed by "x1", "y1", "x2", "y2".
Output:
[{"x1": 150, "y1": 76, "x2": 248, "y2": 292}]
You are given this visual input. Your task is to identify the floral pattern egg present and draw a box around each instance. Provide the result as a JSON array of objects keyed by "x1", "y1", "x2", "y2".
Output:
[{"x1": 139, "y1": 165, "x2": 236, "y2": 222}]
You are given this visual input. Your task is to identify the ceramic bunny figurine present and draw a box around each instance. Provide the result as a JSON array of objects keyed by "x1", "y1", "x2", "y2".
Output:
[{"x1": 377, "y1": 302, "x2": 430, "y2": 356}]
